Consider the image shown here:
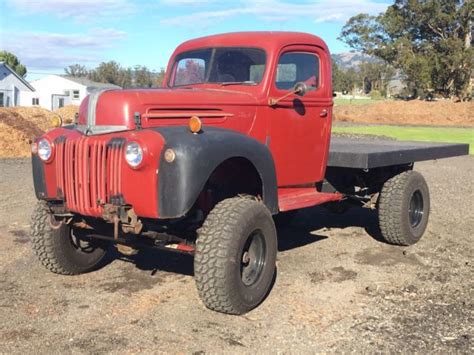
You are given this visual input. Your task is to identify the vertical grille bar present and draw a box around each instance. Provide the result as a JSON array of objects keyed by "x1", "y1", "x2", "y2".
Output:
[
  {"x1": 90, "y1": 141, "x2": 98, "y2": 211},
  {"x1": 55, "y1": 138, "x2": 65, "y2": 196}
]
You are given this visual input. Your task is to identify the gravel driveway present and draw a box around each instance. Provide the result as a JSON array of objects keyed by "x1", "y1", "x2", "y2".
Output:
[{"x1": 0, "y1": 156, "x2": 472, "y2": 353}]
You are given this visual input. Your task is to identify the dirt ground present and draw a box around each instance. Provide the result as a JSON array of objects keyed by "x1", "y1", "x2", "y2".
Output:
[
  {"x1": 0, "y1": 156, "x2": 472, "y2": 353},
  {"x1": 334, "y1": 100, "x2": 474, "y2": 126}
]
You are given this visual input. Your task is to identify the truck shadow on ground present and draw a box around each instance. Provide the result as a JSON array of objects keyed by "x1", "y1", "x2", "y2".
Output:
[
  {"x1": 113, "y1": 205, "x2": 380, "y2": 276},
  {"x1": 278, "y1": 205, "x2": 381, "y2": 251}
]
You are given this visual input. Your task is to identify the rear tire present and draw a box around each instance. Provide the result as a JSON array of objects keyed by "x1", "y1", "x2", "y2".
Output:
[
  {"x1": 31, "y1": 201, "x2": 109, "y2": 275},
  {"x1": 194, "y1": 197, "x2": 277, "y2": 315},
  {"x1": 378, "y1": 171, "x2": 430, "y2": 246}
]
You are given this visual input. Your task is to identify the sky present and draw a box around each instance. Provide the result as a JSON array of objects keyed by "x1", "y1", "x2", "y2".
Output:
[{"x1": 0, "y1": 0, "x2": 392, "y2": 81}]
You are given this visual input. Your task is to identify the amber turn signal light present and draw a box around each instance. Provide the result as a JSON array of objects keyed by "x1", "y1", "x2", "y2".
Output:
[
  {"x1": 189, "y1": 116, "x2": 202, "y2": 134},
  {"x1": 51, "y1": 115, "x2": 63, "y2": 128}
]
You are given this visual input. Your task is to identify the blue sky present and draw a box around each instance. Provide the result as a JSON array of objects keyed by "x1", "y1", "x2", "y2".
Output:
[{"x1": 0, "y1": 0, "x2": 391, "y2": 80}]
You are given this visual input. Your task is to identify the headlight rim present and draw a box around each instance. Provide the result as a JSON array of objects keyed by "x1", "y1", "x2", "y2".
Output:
[
  {"x1": 37, "y1": 138, "x2": 53, "y2": 163},
  {"x1": 124, "y1": 141, "x2": 144, "y2": 169}
]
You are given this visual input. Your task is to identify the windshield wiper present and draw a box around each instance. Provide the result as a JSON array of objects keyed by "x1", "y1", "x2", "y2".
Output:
[{"x1": 220, "y1": 81, "x2": 257, "y2": 86}]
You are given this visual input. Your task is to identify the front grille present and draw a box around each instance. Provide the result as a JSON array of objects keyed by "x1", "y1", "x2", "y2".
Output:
[{"x1": 55, "y1": 136, "x2": 123, "y2": 216}]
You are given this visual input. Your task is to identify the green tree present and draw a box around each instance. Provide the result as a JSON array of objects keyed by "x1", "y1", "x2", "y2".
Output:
[
  {"x1": 89, "y1": 61, "x2": 132, "y2": 88},
  {"x1": 0, "y1": 51, "x2": 27, "y2": 77},
  {"x1": 358, "y1": 62, "x2": 396, "y2": 96},
  {"x1": 332, "y1": 61, "x2": 344, "y2": 92},
  {"x1": 134, "y1": 65, "x2": 153, "y2": 88},
  {"x1": 64, "y1": 64, "x2": 88, "y2": 77},
  {"x1": 339, "y1": 0, "x2": 473, "y2": 99},
  {"x1": 154, "y1": 68, "x2": 166, "y2": 87},
  {"x1": 332, "y1": 62, "x2": 361, "y2": 94}
]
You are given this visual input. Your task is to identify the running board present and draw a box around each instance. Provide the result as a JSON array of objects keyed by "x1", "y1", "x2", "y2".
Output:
[{"x1": 277, "y1": 187, "x2": 342, "y2": 212}]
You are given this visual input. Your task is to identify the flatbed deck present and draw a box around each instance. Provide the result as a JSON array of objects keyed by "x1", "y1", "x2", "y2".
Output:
[{"x1": 328, "y1": 137, "x2": 469, "y2": 169}]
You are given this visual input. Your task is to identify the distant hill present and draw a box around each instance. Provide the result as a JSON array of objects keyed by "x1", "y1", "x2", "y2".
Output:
[{"x1": 332, "y1": 52, "x2": 377, "y2": 69}]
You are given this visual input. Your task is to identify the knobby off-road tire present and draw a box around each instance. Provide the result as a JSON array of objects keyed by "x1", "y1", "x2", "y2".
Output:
[
  {"x1": 378, "y1": 171, "x2": 430, "y2": 246},
  {"x1": 194, "y1": 197, "x2": 277, "y2": 315},
  {"x1": 31, "y1": 201, "x2": 109, "y2": 275}
]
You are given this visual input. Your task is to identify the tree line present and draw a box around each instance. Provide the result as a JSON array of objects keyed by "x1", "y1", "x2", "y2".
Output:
[
  {"x1": 64, "y1": 63, "x2": 166, "y2": 88},
  {"x1": 332, "y1": 60, "x2": 397, "y2": 98}
]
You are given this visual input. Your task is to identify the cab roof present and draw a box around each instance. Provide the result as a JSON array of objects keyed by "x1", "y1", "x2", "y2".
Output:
[{"x1": 173, "y1": 31, "x2": 329, "y2": 55}]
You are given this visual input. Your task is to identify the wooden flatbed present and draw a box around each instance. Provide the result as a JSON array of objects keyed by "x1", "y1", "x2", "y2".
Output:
[{"x1": 327, "y1": 137, "x2": 470, "y2": 169}]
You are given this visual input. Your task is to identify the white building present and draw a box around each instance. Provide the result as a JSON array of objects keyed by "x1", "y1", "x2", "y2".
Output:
[
  {"x1": 21, "y1": 75, "x2": 121, "y2": 110},
  {"x1": 0, "y1": 62, "x2": 35, "y2": 107}
]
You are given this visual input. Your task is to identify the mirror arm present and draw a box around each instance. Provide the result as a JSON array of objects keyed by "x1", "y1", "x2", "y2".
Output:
[
  {"x1": 268, "y1": 82, "x2": 307, "y2": 107},
  {"x1": 268, "y1": 90, "x2": 298, "y2": 106}
]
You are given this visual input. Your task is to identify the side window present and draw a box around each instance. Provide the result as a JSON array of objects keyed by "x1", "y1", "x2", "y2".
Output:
[{"x1": 275, "y1": 52, "x2": 319, "y2": 91}]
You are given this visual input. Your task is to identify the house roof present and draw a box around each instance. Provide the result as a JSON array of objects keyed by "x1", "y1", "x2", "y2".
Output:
[
  {"x1": 0, "y1": 61, "x2": 35, "y2": 91},
  {"x1": 61, "y1": 76, "x2": 122, "y2": 89}
]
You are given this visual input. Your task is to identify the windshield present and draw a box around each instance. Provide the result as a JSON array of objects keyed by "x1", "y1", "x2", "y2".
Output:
[{"x1": 170, "y1": 47, "x2": 266, "y2": 87}]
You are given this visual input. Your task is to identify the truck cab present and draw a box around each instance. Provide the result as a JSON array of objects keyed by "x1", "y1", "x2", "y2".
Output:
[{"x1": 30, "y1": 32, "x2": 467, "y2": 315}]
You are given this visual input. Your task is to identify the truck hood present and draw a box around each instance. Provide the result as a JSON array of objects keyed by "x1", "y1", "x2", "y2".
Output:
[{"x1": 78, "y1": 88, "x2": 258, "y2": 134}]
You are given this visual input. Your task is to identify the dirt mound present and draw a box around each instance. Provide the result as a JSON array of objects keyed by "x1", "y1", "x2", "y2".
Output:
[
  {"x1": 55, "y1": 105, "x2": 79, "y2": 124},
  {"x1": 0, "y1": 107, "x2": 57, "y2": 158},
  {"x1": 334, "y1": 100, "x2": 474, "y2": 126}
]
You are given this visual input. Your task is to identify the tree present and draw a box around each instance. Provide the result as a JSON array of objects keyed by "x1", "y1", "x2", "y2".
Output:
[
  {"x1": 154, "y1": 68, "x2": 166, "y2": 87},
  {"x1": 332, "y1": 61, "x2": 363, "y2": 94},
  {"x1": 339, "y1": 0, "x2": 473, "y2": 99},
  {"x1": 0, "y1": 51, "x2": 27, "y2": 77},
  {"x1": 88, "y1": 61, "x2": 132, "y2": 88},
  {"x1": 358, "y1": 62, "x2": 396, "y2": 96},
  {"x1": 134, "y1": 65, "x2": 153, "y2": 88},
  {"x1": 64, "y1": 64, "x2": 88, "y2": 77}
]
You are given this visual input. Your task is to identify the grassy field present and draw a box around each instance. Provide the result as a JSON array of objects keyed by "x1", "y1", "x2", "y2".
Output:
[
  {"x1": 334, "y1": 98, "x2": 385, "y2": 106},
  {"x1": 332, "y1": 125, "x2": 474, "y2": 154}
]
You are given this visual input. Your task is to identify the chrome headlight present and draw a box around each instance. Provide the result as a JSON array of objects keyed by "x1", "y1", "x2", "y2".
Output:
[
  {"x1": 125, "y1": 142, "x2": 143, "y2": 168},
  {"x1": 37, "y1": 138, "x2": 52, "y2": 161}
]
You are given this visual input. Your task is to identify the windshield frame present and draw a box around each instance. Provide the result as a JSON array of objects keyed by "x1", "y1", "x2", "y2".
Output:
[{"x1": 168, "y1": 46, "x2": 268, "y2": 88}]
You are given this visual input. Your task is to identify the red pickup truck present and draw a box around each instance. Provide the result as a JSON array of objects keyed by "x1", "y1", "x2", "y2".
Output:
[{"x1": 30, "y1": 32, "x2": 468, "y2": 315}]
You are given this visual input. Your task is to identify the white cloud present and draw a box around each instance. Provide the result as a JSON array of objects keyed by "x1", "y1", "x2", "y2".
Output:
[
  {"x1": 6, "y1": 0, "x2": 135, "y2": 21},
  {"x1": 161, "y1": 0, "x2": 388, "y2": 27},
  {"x1": 2, "y1": 29, "x2": 128, "y2": 70}
]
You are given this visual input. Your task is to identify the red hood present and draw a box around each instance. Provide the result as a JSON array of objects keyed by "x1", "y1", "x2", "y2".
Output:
[{"x1": 79, "y1": 88, "x2": 259, "y2": 134}]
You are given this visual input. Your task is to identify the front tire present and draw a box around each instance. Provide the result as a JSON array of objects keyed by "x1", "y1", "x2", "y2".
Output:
[
  {"x1": 378, "y1": 171, "x2": 430, "y2": 246},
  {"x1": 31, "y1": 201, "x2": 109, "y2": 275},
  {"x1": 194, "y1": 197, "x2": 277, "y2": 315}
]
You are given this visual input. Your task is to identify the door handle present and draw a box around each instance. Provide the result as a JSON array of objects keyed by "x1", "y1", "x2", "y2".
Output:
[{"x1": 320, "y1": 109, "x2": 328, "y2": 118}]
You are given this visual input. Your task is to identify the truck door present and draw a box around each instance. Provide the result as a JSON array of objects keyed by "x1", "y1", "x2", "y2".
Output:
[{"x1": 268, "y1": 45, "x2": 332, "y2": 186}]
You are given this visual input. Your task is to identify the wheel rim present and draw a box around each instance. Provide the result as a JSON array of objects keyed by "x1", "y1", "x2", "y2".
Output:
[
  {"x1": 69, "y1": 228, "x2": 95, "y2": 253},
  {"x1": 409, "y1": 190, "x2": 424, "y2": 228},
  {"x1": 240, "y1": 230, "x2": 266, "y2": 287}
]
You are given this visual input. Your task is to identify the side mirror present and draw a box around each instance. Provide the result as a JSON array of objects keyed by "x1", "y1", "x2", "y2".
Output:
[{"x1": 294, "y1": 82, "x2": 308, "y2": 97}]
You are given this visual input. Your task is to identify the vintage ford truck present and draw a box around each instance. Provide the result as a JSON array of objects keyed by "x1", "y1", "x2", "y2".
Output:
[{"x1": 30, "y1": 32, "x2": 468, "y2": 314}]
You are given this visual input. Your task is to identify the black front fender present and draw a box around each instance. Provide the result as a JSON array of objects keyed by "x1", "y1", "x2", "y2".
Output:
[{"x1": 153, "y1": 126, "x2": 278, "y2": 218}]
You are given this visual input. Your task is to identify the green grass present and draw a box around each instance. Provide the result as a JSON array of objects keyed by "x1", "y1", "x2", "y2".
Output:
[
  {"x1": 333, "y1": 125, "x2": 474, "y2": 154},
  {"x1": 334, "y1": 98, "x2": 385, "y2": 106}
]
